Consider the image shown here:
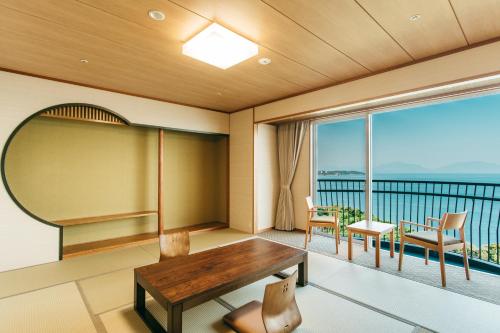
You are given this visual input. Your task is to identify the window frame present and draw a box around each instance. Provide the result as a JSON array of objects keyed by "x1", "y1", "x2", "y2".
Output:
[{"x1": 311, "y1": 88, "x2": 500, "y2": 222}]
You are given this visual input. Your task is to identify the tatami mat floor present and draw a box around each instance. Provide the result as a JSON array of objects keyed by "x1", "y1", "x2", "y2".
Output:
[
  {"x1": 221, "y1": 276, "x2": 415, "y2": 333},
  {"x1": 259, "y1": 229, "x2": 500, "y2": 305},
  {"x1": 1, "y1": 228, "x2": 499, "y2": 333},
  {"x1": 0, "y1": 282, "x2": 96, "y2": 333}
]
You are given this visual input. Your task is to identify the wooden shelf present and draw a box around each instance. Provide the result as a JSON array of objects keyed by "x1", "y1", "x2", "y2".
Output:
[
  {"x1": 53, "y1": 210, "x2": 158, "y2": 227},
  {"x1": 62, "y1": 221, "x2": 228, "y2": 258}
]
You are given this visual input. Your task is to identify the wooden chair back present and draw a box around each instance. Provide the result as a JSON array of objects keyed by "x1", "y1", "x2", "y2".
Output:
[
  {"x1": 159, "y1": 231, "x2": 190, "y2": 261},
  {"x1": 305, "y1": 196, "x2": 314, "y2": 210},
  {"x1": 441, "y1": 211, "x2": 468, "y2": 230},
  {"x1": 262, "y1": 270, "x2": 302, "y2": 333}
]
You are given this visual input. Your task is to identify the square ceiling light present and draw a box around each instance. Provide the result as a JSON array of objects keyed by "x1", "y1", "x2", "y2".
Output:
[{"x1": 182, "y1": 23, "x2": 258, "y2": 69}]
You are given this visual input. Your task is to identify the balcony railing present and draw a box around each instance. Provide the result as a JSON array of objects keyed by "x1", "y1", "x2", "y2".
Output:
[{"x1": 316, "y1": 179, "x2": 500, "y2": 266}]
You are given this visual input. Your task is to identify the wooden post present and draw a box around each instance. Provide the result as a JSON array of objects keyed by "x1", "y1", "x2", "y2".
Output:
[{"x1": 158, "y1": 129, "x2": 164, "y2": 235}]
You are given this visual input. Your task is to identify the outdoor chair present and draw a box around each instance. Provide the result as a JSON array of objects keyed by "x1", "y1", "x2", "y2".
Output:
[
  {"x1": 398, "y1": 211, "x2": 470, "y2": 287},
  {"x1": 304, "y1": 196, "x2": 340, "y2": 253}
]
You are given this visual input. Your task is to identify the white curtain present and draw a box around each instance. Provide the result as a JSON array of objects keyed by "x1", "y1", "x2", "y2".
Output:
[{"x1": 275, "y1": 120, "x2": 309, "y2": 231}]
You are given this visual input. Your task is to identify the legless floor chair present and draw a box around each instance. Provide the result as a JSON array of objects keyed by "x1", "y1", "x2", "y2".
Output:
[
  {"x1": 304, "y1": 196, "x2": 340, "y2": 253},
  {"x1": 223, "y1": 271, "x2": 302, "y2": 333},
  {"x1": 159, "y1": 231, "x2": 190, "y2": 261},
  {"x1": 399, "y1": 211, "x2": 470, "y2": 287}
]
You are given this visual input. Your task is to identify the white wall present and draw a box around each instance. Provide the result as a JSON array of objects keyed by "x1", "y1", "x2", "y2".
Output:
[
  {"x1": 0, "y1": 71, "x2": 229, "y2": 272},
  {"x1": 254, "y1": 124, "x2": 279, "y2": 231},
  {"x1": 252, "y1": 122, "x2": 310, "y2": 232},
  {"x1": 229, "y1": 109, "x2": 254, "y2": 233},
  {"x1": 254, "y1": 41, "x2": 500, "y2": 122}
]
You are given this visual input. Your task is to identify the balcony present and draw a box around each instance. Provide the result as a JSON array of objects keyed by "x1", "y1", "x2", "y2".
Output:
[
  {"x1": 259, "y1": 178, "x2": 500, "y2": 309},
  {"x1": 315, "y1": 178, "x2": 500, "y2": 269}
]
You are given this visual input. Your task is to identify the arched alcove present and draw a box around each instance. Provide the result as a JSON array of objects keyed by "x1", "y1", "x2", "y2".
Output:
[{"x1": 1, "y1": 103, "x2": 228, "y2": 258}]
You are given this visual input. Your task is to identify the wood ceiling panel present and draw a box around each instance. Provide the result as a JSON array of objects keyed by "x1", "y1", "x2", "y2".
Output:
[
  {"x1": 0, "y1": 4, "x2": 242, "y2": 110},
  {"x1": 167, "y1": 0, "x2": 369, "y2": 81},
  {"x1": 450, "y1": 0, "x2": 500, "y2": 44},
  {"x1": 0, "y1": 0, "x2": 495, "y2": 112},
  {"x1": 37, "y1": 0, "x2": 313, "y2": 95},
  {"x1": 357, "y1": 0, "x2": 467, "y2": 59},
  {"x1": 78, "y1": 0, "x2": 206, "y2": 42},
  {"x1": 0, "y1": 17, "x2": 239, "y2": 111},
  {"x1": 0, "y1": 0, "x2": 333, "y2": 111},
  {"x1": 76, "y1": 0, "x2": 335, "y2": 98},
  {"x1": 263, "y1": 0, "x2": 413, "y2": 71}
]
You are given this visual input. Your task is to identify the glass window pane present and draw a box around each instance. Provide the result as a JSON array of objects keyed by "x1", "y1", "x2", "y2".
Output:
[
  {"x1": 372, "y1": 93, "x2": 500, "y2": 263},
  {"x1": 314, "y1": 117, "x2": 366, "y2": 235}
]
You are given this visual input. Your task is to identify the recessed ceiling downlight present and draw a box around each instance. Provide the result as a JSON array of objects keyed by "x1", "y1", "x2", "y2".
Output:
[
  {"x1": 258, "y1": 57, "x2": 271, "y2": 65},
  {"x1": 409, "y1": 14, "x2": 421, "y2": 21},
  {"x1": 80, "y1": 59, "x2": 89, "y2": 64},
  {"x1": 148, "y1": 10, "x2": 166, "y2": 21}
]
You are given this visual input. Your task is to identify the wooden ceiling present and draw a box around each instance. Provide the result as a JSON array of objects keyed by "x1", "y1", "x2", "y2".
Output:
[{"x1": 0, "y1": 0, "x2": 499, "y2": 112}]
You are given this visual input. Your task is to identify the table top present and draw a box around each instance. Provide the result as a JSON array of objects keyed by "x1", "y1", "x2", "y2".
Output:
[
  {"x1": 347, "y1": 220, "x2": 395, "y2": 234},
  {"x1": 134, "y1": 238, "x2": 306, "y2": 307}
]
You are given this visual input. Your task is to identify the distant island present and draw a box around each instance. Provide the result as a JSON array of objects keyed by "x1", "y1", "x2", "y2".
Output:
[
  {"x1": 374, "y1": 161, "x2": 500, "y2": 174},
  {"x1": 318, "y1": 170, "x2": 365, "y2": 176}
]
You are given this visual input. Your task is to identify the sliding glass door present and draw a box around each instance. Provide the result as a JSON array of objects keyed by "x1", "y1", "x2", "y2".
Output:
[
  {"x1": 313, "y1": 92, "x2": 500, "y2": 265},
  {"x1": 314, "y1": 116, "x2": 366, "y2": 236},
  {"x1": 372, "y1": 93, "x2": 500, "y2": 262}
]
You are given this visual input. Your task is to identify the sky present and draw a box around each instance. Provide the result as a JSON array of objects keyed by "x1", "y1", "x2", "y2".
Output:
[{"x1": 316, "y1": 92, "x2": 500, "y2": 173}]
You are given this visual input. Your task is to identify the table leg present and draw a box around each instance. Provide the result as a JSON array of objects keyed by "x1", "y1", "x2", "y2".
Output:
[
  {"x1": 364, "y1": 234, "x2": 368, "y2": 252},
  {"x1": 375, "y1": 235, "x2": 380, "y2": 268},
  {"x1": 390, "y1": 230, "x2": 394, "y2": 258},
  {"x1": 135, "y1": 275, "x2": 167, "y2": 333},
  {"x1": 167, "y1": 303, "x2": 183, "y2": 333},
  {"x1": 348, "y1": 229, "x2": 352, "y2": 260},
  {"x1": 134, "y1": 277, "x2": 145, "y2": 315},
  {"x1": 298, "y1": 254, "x2": 308, "y2": 286}
]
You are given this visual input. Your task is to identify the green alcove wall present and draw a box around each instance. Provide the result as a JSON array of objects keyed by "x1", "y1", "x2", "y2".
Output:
[{"x1": 4, "y1": 116, "x2": 227, "y2": 246}]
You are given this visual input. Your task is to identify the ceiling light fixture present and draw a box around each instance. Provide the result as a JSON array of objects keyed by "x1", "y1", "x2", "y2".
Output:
[
  {"x1": 409, "y1": 14, "x2": 421, "y2": 21},
  {"x1": 182, "y1": 23, "x2": 258, "y2": 70},
  {"x1": 148, "y1": 10, "x2": 165, "y2": 21},
  {"x1": 80, "y1": 59, "x2": 89, "y2": 63},
  {"x1": 258, "y1": 57, "x2": 271, "y2": 65}
]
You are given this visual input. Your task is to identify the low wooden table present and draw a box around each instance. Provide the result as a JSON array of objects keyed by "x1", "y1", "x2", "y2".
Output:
[
  {"x1": 347, "y1": 220, "x2": 395, "y2": 267},
  {"x1": 134, "y1": 238, "x2": 308, "y2": 333}
]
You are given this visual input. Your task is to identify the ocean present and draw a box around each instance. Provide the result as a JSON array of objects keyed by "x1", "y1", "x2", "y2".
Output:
[{"x1": 315, "y1": 173, "x2": 500, "y2": 251}]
